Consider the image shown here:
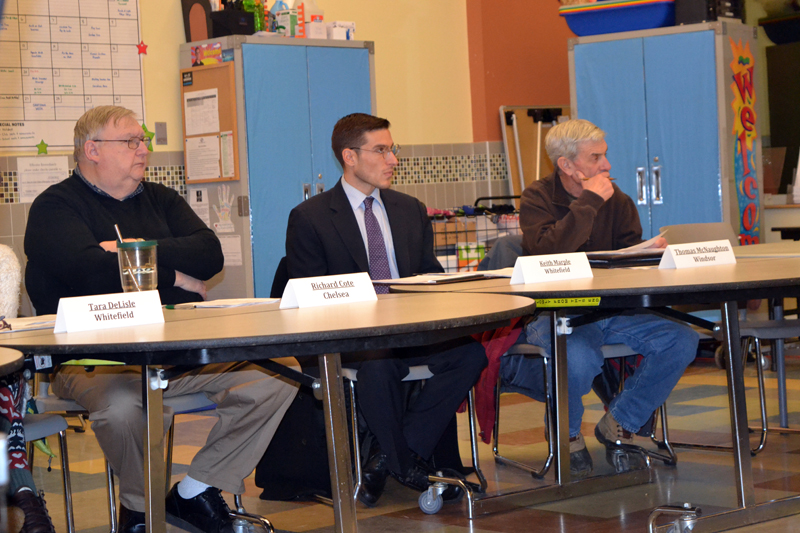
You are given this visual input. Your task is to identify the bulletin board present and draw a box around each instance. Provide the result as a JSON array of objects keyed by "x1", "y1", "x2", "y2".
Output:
[
  {"x1": 500, "y1": 106, "x2": 570, "y2": 208},
  {"x1": 180, "y1": 61, "x2": 239, "y2": 183}
]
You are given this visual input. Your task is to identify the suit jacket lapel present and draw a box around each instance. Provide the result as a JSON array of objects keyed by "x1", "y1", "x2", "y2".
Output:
[
  {"x1": 383, "y1": 191, "x2": 411, "y2": 277},
  {"x1": 330, "y1": 182, "x2": 370, "y2": 273}
]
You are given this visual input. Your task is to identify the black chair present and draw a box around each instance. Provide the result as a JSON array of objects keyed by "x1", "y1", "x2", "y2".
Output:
[{"x1": 271, "y1": 257, "x2": 289, "y2": 299}]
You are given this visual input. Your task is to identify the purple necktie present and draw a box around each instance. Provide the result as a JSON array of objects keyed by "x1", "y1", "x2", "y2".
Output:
[{"x1": 363, "y1": 196, "x2": 391, "y2": 294}]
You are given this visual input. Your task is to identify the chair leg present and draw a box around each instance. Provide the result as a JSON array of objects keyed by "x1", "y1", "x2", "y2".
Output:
[
  {"x1": 106, "y1": 461, "x2": 117, "y2": 533},
  {"x1": 466, "y1": 388, "x2": 487, "y2": 491},
  {"x1": 348, "y1": 379, "x2": 362, "y2": 504},
  {"x1": 58, "y1": 430, "x2": 76, "y2": 533},
  {"x1": 648, "y1": 404, "x2": 678, "y2": 466},
  {"x1": 750, "y1": 337, "x2": 769, "y2": 455},
  {"x1": 165, "y1": 418, "x2": 175, "y2": 495},
  {"x1": 492, "y1": 356, "x2": 554, "y2": 479},
  {"x1": 230, "y1": 493, "x2": 274, "y2": 533}
]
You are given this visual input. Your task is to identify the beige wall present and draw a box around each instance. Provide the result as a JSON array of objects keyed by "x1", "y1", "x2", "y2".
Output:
[{"x1": 140, "y1": 0, "x2": 474, "y2": 151}]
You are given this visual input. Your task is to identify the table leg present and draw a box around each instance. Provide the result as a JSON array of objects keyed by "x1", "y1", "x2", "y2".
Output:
[
  {"x1": 720, "y1": 301, "x2": 756, "y2": 508},
  {"x1": 142, "y1": 365, "x2": 166, "y2": 533},
  {"x1": 318, "y1": 353, "x2": 357, "y2": 533},
  {"x1": 551, "y1": 310, "x2": 571, "y2": 485}
]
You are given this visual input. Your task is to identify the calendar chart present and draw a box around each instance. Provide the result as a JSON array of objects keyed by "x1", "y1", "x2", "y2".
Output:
[{"x1": 0, "y1": 0, "x2": 144, "y2": 149}]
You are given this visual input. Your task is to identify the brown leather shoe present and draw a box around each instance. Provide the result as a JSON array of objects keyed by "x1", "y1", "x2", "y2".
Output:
[{"x1": 10, "y1": 489, "x2": 56, "y2": 533}]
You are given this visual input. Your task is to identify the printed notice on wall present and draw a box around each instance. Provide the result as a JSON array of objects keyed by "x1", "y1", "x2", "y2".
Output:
[
  {"x1": 17, "y1": 156, "x2": 69, "y2": 203},
  {"x1": 188, "y1": 187, "x2": 211, "y2": 226},
  {"x1": 218, "y1": 235, "x2": 242, "y2": 267},
  {"x1": 220, "y1": 131, "x2": 234, "y2": 178},
  {"x1": 186, "y1": 135, "x2": 220, "y2": 181},
  {"x1": 183, "y1": 88, "x2": 219, "y2": 136},
  {"x1": 0, "y1": 0, "x2": 145, "y2": 150}
]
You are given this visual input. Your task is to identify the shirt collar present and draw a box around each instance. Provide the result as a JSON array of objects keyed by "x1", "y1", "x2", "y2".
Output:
[
  {"x1": 341, "y1": 176, "x2": 383, "y2": 212},
  {"x1": 74, "y1": 165, "x2": 144, "y2": 201}
]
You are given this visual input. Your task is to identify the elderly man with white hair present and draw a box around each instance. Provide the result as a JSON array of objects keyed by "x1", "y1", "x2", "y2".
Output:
[{"x1": 501, "y1": 119, "x2": 698, "y2": 478}]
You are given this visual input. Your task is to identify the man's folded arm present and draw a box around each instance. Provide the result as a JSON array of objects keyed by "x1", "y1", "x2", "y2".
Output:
[{"x1": 520, "y1": 187, "x2": 602, "y2": 255}]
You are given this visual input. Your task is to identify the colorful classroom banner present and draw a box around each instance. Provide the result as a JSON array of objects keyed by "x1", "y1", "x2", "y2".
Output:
[{"x1": 730, "y1": 38, "x2": 760, "y2": 245}]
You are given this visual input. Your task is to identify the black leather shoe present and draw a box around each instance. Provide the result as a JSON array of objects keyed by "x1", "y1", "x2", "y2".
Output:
[
  {"x1": 165, "y1": 484, "x2": 234, "y2": 533},
  {"x1": 117, "y1": 504, "x2": 145, "y2": 533},
  {"x1": 359, "y1": 449, "x2": 389, "y2": 507},
  {"x1": 389, "y1": 462, "x2": 431, "y2": 492},
  {"x1": 437, "y1": 468, "x2": 465, "y2": 503}
]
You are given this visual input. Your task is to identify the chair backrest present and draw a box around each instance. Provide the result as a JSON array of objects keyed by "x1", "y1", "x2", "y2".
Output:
[
  {"x1": 0, "y1": 244, "x2": 21, "y2": 319},
  {"x1": 478, "y1": 234, "x2": 524, "y2": 271},
  {"x1": 271, "y1": 256, "x2": 289, "y2": 299},
  {"x1": 659, "y1": 222, "x2": 740, "y2": 246}
]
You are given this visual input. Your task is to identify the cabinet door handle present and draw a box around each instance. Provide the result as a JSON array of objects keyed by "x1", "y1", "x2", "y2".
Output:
[
  {"x1": 651, "y1": 165, "x2": 663, "y2": 205},
  {"x1": 636, "y1": 167, "x2": 647, "y2": 205},
  {"x1": 303, "y1": 183, "x2": 311, "y2": 201}
]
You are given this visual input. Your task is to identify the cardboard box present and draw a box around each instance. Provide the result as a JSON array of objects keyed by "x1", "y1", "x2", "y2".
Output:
[{"x1": 432, "y1": 219, "x2": 477, "y2": 247}]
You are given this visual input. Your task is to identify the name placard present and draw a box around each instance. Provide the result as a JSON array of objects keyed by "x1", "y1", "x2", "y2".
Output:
[
  {"x1": 54, "y1": 291, "x2": 164, "y2": 333},
  {"x1": 280, "y1": 272, "x2": 377, "y2": 309},
  {"x1": 510, "y1": 252, "x2": 593, "y2": 285},
  {"x1": 658, "y1": 239, "x2": 736, "y2": 269}
]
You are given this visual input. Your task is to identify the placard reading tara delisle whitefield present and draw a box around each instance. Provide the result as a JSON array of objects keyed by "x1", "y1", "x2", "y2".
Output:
[
  {"x1": 510, "y1": 252, "x2": 593, "y2": 285},
  {"x1": 658, "y1": 240, "x2": 736, "y2": 269},
  {"x1": 280, "y1": 272, "x2": 377, "y2": 309},
  {"x1": 54, "y1": 290, "x2": 164, "y2": 333}
]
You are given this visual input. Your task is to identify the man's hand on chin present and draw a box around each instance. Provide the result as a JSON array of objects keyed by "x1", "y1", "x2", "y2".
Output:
[{"x1": 577, "y1": 170, "x2": 614, "y2": 201}]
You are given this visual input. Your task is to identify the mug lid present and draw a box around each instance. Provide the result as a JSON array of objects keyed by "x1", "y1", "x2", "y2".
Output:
[{"x1": 117, "y1": 240, "x2": 158, "y2": 249}]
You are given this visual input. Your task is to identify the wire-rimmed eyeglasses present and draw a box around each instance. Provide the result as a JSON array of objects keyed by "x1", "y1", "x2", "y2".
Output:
[
  {"x1": 92, "y1": 137, "x2": 152, "y2": 150},
  {"x1": 349, "y1": 144, "x2": 401, "y2": 159}
]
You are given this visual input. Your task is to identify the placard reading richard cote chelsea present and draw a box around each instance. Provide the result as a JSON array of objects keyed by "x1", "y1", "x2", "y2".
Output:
[
  {"x1": 673, "y1": 244, "x2": 731, "y2": 263},
  {"x1": 310, "y1": 279, "x2": 356, "y2": 299},
  {"x1": 539, "y1": 258, "x2": 572, "y2": 274},
  {"x1": 87, "y1": 299, "x2": 136, "y2": 321}
]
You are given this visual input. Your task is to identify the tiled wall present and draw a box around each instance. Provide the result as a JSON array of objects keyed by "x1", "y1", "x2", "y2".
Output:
[
  {"x1": 392, "y1": 141, "x2": 511, "y2": 209},
  {"x1": 0, "y1": 141, "x2": 511, "y2": 315}
]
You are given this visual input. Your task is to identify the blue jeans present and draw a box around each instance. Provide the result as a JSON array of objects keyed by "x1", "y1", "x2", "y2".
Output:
[{"x1": 500, "y1": 313, "x2": 698, "y2": 438}]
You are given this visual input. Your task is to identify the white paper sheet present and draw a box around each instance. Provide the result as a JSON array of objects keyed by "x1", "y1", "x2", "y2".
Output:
[
  {"x1": 17, "y1": 156, "x2": 69, "y2": 203},
  {"x1": 183, "y1": 88, "x2": 219, "y2": 136}
]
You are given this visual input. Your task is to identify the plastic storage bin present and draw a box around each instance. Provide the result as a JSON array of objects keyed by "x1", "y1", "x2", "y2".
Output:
[{"x1": 560, "y1": 0, "x2": 675, "y2": 37}]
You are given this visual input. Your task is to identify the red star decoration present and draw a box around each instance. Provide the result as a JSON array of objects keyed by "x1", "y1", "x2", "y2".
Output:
[{"x1": 137, "y1": 40, "x2": 148, "y2": 54}]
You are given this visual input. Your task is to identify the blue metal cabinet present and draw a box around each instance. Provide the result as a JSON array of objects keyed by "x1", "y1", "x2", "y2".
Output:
[
  {"x1": 242, "y1": 44, "x2": 372, "y2": 296},
  {"x1": 180, "y1": 37, "x2": 374, "y2": 300},
  {"x1": 573, "y1": 28, "x2": 722, "y2": 238}
]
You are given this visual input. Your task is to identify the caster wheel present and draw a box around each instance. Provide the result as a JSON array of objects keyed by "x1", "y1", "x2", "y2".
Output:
[{"x1": 418, "y1": 490, "x2": 443, "y2": 515}]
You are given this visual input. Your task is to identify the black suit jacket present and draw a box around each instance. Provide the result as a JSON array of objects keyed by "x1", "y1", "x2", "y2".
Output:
[{"x1": 285, "y1": 180, "x2": 442, "y2": 279}]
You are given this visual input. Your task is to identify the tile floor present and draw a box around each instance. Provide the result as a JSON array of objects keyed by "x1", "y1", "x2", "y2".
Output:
[{"x1": 27, "y1": 358, "x2": 800, "y2": 533}]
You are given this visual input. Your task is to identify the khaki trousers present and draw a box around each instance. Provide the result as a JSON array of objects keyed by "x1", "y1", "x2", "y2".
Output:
[{"x1": 52, "y1": 359, "x2": 299, "y2": 512}]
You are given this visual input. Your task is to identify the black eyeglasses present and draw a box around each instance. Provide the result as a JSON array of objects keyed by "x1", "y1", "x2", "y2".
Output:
[
  {"x1": 349, "y1": 144, "x2": 401, "y2": 159},
  {"x1": 92, "y1": 137, "x2": 152, "y2": 150}
]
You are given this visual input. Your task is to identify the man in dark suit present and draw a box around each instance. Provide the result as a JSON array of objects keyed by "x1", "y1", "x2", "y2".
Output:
[{"x1": 285, "y1": 113, "x2": 487, "y2": 507}]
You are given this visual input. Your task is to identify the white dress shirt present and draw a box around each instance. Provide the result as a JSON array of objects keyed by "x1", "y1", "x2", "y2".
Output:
[{"x1": 340, "y1": 177, "x2": 400, "y2": 279}]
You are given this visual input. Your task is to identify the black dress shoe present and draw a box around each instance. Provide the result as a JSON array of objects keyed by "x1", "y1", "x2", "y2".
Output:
[
  {"x1": 437, "y1": 468, "x2": 466, "y2": 503},
  {"x1": 165, "y1": 484, "x2": 234, "y2": 533},
  {"x1": 118, "y1": 504, "x2": 145, "y2": 533},
  {"x1": 359, "y1": 451, "x2": 389, "y2": 507},
  {"x1": 389, "y1": 462, "x2": 431, "y2": 492}
]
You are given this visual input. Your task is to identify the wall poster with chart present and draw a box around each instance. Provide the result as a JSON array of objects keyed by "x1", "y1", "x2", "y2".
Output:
[{"x1": 0, "y1": 0, "x2": 145, "y2": 150}]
